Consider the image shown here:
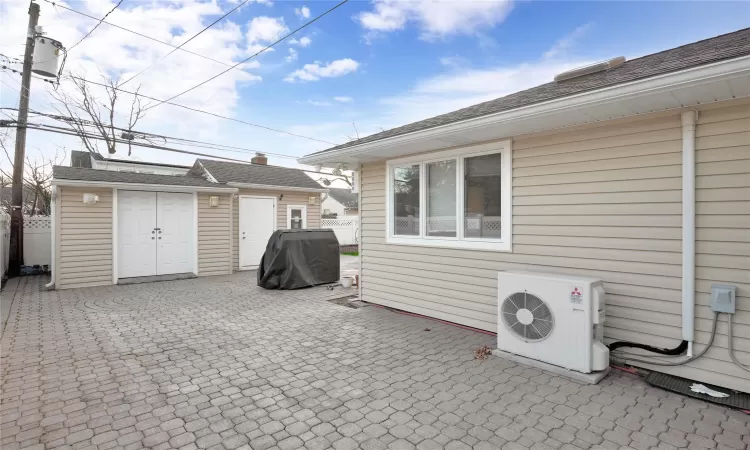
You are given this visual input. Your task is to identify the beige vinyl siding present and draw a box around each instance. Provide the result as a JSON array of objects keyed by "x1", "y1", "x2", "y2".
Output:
[
  {"x1": 57, "y1": 187, "x2": 113, "y2": 289},
  {"x1": 198, "y1": 193, "x2": 232, "y2": 276},
  {"x1": 360, "y1": 103, "x2": 750, "y2": 392},
  {"x1": 232, "y1": 189, "x2": 322, "y2": 270}
]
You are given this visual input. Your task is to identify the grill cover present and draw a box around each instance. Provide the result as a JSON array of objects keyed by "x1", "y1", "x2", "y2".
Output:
[{"x1": 257, "y1": 229, "x2": 340, "y2": 289}]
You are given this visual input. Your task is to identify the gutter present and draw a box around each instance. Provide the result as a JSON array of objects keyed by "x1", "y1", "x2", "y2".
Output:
[
  {"x1": 227, "y1": 182, "x2": 328, "y2": 193},
  {"x1": 300, "y1": 54, "x2": 750, "y2": 165},
  {"x1": 681, "y1": 110, "x2": 698, "y2": 357},
  {"x1": 51, "y1": 179, "x2": 238, "y2": 193},
  {"x1": 44, "y1": 185, "x2": 57, "y2": 289}
]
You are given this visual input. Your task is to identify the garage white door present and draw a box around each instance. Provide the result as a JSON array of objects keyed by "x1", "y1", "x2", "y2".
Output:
[
  {"x1": 118, "y1": 191, "x2": 194, "y2": 278},
  {"x1": 239, "y1": 196, "x2": 275, "y2": 270}
]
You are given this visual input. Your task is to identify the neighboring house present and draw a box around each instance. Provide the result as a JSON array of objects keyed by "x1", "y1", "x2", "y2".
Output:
[
  {"x1": 300, "y1": 28, "x2": 750, "y2": 393},
  {"x1": 70, "y1": 150, "x2": 191, "y2": 175},
  {"x1": 322, "y1": 187, "x2": 358, "y2": 217},
  {"x1": 50, "y1": 157, "x2": 325, "y2": 289}
]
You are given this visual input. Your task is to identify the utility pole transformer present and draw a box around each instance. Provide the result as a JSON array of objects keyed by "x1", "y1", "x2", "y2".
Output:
[{"x1": 8, "y1": 1, "x2": 40, "y2": 277}]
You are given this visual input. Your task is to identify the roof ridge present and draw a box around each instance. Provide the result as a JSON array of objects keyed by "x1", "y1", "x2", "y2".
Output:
[{"x1": 197, "y1": 158, "x2": 307, "y2": 172}]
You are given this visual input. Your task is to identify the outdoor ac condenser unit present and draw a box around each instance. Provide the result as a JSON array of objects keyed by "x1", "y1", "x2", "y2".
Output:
[{"x1": 497, "y1": 271, "x2": 609, "y2": 374}]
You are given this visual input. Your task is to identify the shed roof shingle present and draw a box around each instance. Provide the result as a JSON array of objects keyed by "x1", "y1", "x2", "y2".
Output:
[
  {"x1": 327, "y1": 188, "x2": 358, "y2": 209},
  {"x1": 196, "y1": 159, "x2": 323, "y2": 190},
  {"x1": 309, "y1": 27, "x2": 750, "y2": 155},
  {"x1": 53, "y1": 166, "x2": 225, "y2": 188}
]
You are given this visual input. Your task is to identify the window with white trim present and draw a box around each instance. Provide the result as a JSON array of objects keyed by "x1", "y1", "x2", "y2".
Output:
[{"x1": 386, "y1": 141, "x2": 512, "y2": 251}]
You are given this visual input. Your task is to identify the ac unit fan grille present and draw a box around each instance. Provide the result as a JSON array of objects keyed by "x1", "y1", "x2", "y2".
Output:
[{"x1": 501, "y1": 291, "x2": 555, "y2": 342}]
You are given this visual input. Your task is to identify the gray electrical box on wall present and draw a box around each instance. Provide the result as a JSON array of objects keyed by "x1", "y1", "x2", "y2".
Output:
[{"x1": 710, "y1": 284, "x2": 736, "y2": 314}]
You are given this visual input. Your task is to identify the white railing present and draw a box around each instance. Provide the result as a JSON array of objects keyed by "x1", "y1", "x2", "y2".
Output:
[
  {"x1": 321, "y1": 217, "x2": 359, "y2": 245},
  {"x1": 1, "y1": 214, "x2": 9, "y2": 279},
  {"x1": 24, "y1": 216, "x2": 51, "y2": 267}
]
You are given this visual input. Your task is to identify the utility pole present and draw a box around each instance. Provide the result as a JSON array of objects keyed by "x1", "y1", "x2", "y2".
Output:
[{"x1": 8, "y1": 1, "x2": 40, "y2": 277}]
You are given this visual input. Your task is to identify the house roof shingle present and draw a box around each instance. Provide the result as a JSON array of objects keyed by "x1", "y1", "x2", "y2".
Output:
[
  {"x1": 327, "y1": 188, "x2": 358, "y2": 209},
  {"x1": 195, "y1": 159, "x2": 323, "y2": 190},
  {"x1": 309, "y1": 27, "x2": 750, "y2": 155},
  {"x1": 52, "y1": 166, "x2": 225, "y2": 188}
]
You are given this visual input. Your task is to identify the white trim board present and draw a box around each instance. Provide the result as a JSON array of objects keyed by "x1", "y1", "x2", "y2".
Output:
[
  {"x1": 227, "y1": 182, "x2": 327, "y2": 193},
  {"x1": 193, "y1": 192, "x2": 199, "y2": 276},
  {"x1": 287, "y1": 205, "x2": 308, "y2": 229},
  {"x1": 52, "y1": 179, "x2": 238, "y2": 193},
  {"x1": 112, "y1": 188, "x2": 118, "y2": 285}
]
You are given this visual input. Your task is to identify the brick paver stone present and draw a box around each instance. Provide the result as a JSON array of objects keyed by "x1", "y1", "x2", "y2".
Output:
[{"x1": 1, "y1": 275, "x2": 748, "y2": 450}]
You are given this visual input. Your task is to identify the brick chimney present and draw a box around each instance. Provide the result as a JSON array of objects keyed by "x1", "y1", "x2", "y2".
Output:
[{"x1": 251, "y1": 152, "x2": 267, "y2": 165}]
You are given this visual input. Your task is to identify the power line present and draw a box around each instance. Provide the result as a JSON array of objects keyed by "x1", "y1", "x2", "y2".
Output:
[
  {"x1": 120, "y1": 0, "x2": 251, "y2": 87},
  {"x1": 146, "y1": 0, "x2": 349, "y2": 111},
  {"x1": 1, "y1": 120, "x2": 249, "y2": 163},
  {"x1": 67, "y1": 0, "x2": 126, "y2": 52},
  {"x1": 1, "y1": 107, "x2": 302, "y2": 160},
  {"x1": 38, "y1": 0, "x2": 239, "y2": 69},
  {"x1": 66, "y1": 75, "x2": 337, "y2": 145}
]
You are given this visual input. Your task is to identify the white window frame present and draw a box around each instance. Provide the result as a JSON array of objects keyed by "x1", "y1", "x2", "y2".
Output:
[
  {"x1": 287, "y1": 204, "x2": 307, "y2": 229},
  {"x1": 385, "y1": 140, "x2": 512, "y2": 252}
]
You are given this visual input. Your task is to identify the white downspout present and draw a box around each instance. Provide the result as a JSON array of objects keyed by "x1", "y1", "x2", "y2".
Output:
[
  {"x1": 681, "y1": 111, "x2": 697, "y2": 357},
  {"x1": 44, "y1": 185, "x2": 57, "y2": 289}
]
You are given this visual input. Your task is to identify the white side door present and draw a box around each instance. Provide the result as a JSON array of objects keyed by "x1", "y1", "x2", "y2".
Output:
[
  {"x1": 156, "y1": 192, "x2": 194, "y2": 275},
  {"x1": 287, "y1": 205, "x2": 307, "y2": 229},
  {"x1": 239, "y1": 196, "x2": 275, "y2": 269},
  {"x1": 118, "y1": 191, "x2": 157, "y2": 278}
]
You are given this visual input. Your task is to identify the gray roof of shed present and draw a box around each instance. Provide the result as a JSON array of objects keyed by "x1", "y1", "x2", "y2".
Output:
[
  {"x1": 327, "y1": 188, "x2": 358, "y2": 209},
  {"x1": 195, "y1": 159, "x2": 322, "y2": 190},
  {"x1": 53, "y1": 166, "x2": 224, "y2": 187},
  {"x1": 309, "y1": 27, "x2": 750, "y2": 155}
]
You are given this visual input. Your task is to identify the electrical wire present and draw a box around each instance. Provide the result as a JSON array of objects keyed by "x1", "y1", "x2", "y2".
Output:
[
  {"x1": 145, "y1": 0, "x2": 349, "y2": 111},
  {"x1": 728, "y1": 313, "x2": 750, "y2": 372},
  {"x1": 66, "y1": 0, "x2": 126, "y2": 52},
  {"x1": 0, "y1": 120, "x2": 249, "y2": 163},
  {"x1": 1, "y1": 107, "x2": 302, "y2": 160},
  {"x1": 65, "y1": 75, "x2": 337, "y2": 145},
  {"x1": 1, "y1": 65, "x2": 59, "y2": 88},
  {"x1": 610, "y1": 313, "x2": 719, "y2": 366},
  {"x1": 119, "y1": 0, "x2": 251, "y2": 87},
  {"x1": 37, "y1": 0, "x2": 246, "y2": 69}
]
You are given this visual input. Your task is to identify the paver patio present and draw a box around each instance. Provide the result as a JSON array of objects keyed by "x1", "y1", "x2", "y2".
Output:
[{"x1": 1, "y1": 275, "x2": 749, "y2": 450}]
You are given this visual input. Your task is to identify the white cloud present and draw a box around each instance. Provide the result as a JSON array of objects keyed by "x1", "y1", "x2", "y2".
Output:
[
  {"x1": 0, "y1": 0, "x2": 262, "y2": 166},
  {"x1": 295, "y1": 6, "x2": 311, "y2": 19},
  {"x1": 286, "y1": 48, "x2": 298, "y2": 62},
  {"x1": 544, "y1": 23, "x2": 593, "y2": 59},
  {"x1": 334, "y1": 96, "x2": 353, "y2": 103},
  {"x1": 308, "y1": 100, "x2": 333, "y2": 107},
  {"x1": 284, "y1": 59, "x2": 360, "y2": 82},
  {"x1": 289, "y1": 36, "x2": 312, "y2": 47},
  {"x1": 358, "y1": 0, "x2": 513, "y2": 40},
  {"x1": 246, "y1": 16, "x2": 288, "y2": 44}
]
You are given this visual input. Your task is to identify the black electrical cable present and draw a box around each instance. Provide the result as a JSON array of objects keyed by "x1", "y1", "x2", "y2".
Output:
[
  {"x1": 38, "y1": 0, "x2": 234, "y2": 68},
  {"x1": 607, "y1": 339, "x2": 688, "y2": 356},
  {"x1": 67, "y1": 0, "x2": 126, "y2": 52},
  {"x1": 119, "y1": 0, "x2": 252, "y2": 86},
  {"x1": 65, "y1": 75, "x2": 337, "y2": 145},
  {"x1": 146, "y1": 0, "x2": 349, "y2": 111}
]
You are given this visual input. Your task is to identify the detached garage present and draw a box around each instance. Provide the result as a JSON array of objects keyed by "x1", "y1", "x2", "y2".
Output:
[{"x1": 50, "y1": 167, "x2": 237, "y2": 289}]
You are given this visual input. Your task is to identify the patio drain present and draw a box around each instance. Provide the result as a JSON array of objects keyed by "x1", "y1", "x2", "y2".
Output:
[{"x1": 327, "y1": 295, "x2": 362, "y2": 309}]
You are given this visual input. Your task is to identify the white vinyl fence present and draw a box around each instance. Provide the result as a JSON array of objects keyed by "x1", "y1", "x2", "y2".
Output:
[
  {"x1": 321, "y1": 217, "x2": 359, "y2": 246},
  {"x1": 24, "y1": 216, "x2": 51, "y2": 267},
  {"x1": 1, "y1": 214, "x2": 9, "y2": 279},
  {"x1": 394, "y1": 215, "x2": 503, "y2": 238}
]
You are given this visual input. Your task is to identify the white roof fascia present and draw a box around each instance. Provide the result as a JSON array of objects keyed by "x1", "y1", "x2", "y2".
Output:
[
  {"x1": 299, "y1": 54, "x2": 750, "y2": 165},
  {"x1": 51, "y1": 179, "x2": 238, "y2": 193},
  {"x1": 227, "y1": 182, "x2": 328, "y2": 193}
]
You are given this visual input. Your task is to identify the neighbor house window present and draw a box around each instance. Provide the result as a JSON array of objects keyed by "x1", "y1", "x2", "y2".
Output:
[{"x1": 386, "y1": 141, "x2": 512, "y2": 251}]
